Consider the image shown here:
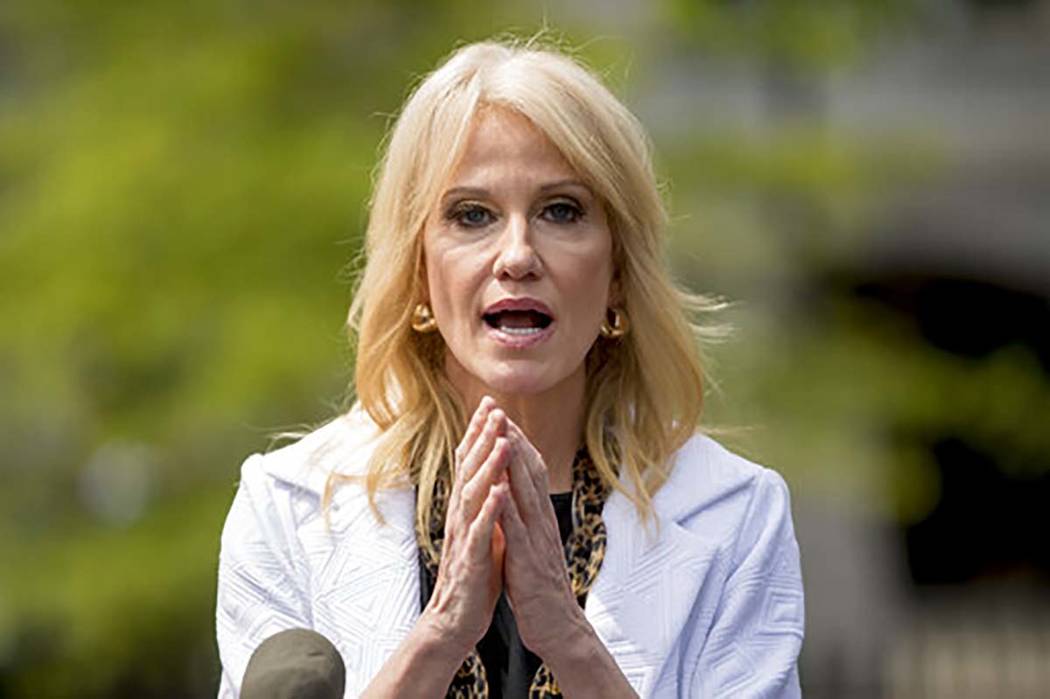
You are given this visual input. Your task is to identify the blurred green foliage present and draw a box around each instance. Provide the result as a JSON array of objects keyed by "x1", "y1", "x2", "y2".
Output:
[
  {"x1": 666, "y1": 0, "x2": 916, "y2": 71},
  {"x1": 3, "y1": 0, "x2": 1046, "y2": 696}
]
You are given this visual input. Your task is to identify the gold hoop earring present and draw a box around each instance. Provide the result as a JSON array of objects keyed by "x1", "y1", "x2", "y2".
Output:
[
  {"x1": 411, "y1": 303, "x2": 439, "y2": 333},
  {"x1": 599, "y1": 307, "x2": 628, "y2": 339}
]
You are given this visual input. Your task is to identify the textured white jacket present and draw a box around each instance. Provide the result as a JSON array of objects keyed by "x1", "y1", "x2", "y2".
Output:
[{"x1": 215, "y1": 411, "x2": 804, "y2": 698}]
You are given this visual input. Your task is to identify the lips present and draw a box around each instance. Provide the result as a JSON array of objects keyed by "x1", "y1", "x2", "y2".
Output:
[
  {"x1": 483, "y1": 297, "x2": 554, "y2": 317},
  {"x1": 482, "y1": 298, "x2": 554, "y2": 330},
  {"x1": 482, "y1": 298, "x2": 555, "y2": 344}
]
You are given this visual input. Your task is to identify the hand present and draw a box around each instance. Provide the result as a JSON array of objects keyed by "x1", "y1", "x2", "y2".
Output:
[
  {"x1": 423, "y1": 397, "x2": 512, "y2": 655},
  {"x1": 498, "y1": 419, "x2": 585, "y2": 658}
]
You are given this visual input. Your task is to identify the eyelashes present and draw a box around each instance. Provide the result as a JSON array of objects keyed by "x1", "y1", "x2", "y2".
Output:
[
  {"x1": 446, "y1": 203, "x2": 495, "y2": 228},
  {"x1": 543, "y1": 201, "x2": 584, "y2": 224},
  {"x1": 444, "y1": 199, "x2": 586, "y2": 229}
]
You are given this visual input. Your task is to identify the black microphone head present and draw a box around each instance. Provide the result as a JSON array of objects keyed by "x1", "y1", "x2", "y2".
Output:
[{"x1": 241, "y1": 628, "x2": 346, "y2": 699}]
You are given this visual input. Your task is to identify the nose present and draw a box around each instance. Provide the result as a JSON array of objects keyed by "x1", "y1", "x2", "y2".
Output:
[{"x1": 492, "y1": 213, "x2": 542, "y2": 280}]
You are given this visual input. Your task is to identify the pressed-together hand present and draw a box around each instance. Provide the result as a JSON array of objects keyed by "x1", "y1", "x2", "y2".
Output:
[
  {"x1": 497, "y1": 419, "x2": 584, "y2": 659},
  {"x1": 367, "y1": 397, "x2": 634, "y2": 698},
  {"x1": 424, "y1": 398, "x2": 582, "y2": 662},
  {"x1": 424, "y1": 397, "x2": 512, "y2": 654}
]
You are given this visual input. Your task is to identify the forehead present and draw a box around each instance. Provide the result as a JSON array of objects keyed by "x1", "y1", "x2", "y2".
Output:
[{"x1": 443, "y1": 107, "x2": 578, "y2": 188}]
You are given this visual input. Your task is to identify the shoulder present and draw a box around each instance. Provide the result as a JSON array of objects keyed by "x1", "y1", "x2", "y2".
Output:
[
  {"x1": 219, "y1": 409, "x2": 387, "y2": 578},
  {"x1": 235, "y1": 407, "x2": 383, "y2": 498},
  {"x1": 656, "y1": 432, "x2": 791, "y2": 518},
  {"x1": 663, "y1": 436, "x2": 804, "y2": 697},
  {"x1": 656, "y1": 433, "x2": 796, "y2": 564}
]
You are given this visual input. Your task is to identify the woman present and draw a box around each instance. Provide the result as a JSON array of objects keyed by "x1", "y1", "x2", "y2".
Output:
[{"x1": 216, "y1": 39, "x2": 804, "y2": 698}]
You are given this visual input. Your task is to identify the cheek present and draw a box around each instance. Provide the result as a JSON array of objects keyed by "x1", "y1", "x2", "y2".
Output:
[
  {"x1": 586, "y1": 236, "x2": 615, "y2": 309},
  {"x1": 583, "y1": 278, "x2": 612, "y2": 325},
  {"x1": 421, "y1": 230, "x2": 449, "y2": 303},
  {"x1": 565, "y1": 247, "x2": 614, "y2": 329},
  {"x1": 425, "y1": 262, "x2": 453, "y2": 318},
  {"x1": 423, "y1": 247, "x2": 475, "y2": 328}
]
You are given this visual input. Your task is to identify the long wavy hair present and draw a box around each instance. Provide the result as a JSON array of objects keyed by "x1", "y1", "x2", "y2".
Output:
[{"x1": 328, "y1": 37, "x2": 724, "y2": 558}]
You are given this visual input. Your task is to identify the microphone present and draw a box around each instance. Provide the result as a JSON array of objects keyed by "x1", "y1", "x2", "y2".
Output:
[{"x1": 241, "y1": 628, "x2": 346, "y2": 699}]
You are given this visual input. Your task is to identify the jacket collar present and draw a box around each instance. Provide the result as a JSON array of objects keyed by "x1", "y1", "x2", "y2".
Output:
[
  {"x1": 260, "y1": 410, "x2": 384, "y2": 497},
  {"x1": 576, "y1": 438, "x2": 722, "y2": 693},
  {"x1": 262, "y1": 413, "x2": 724, "y2": 695}
]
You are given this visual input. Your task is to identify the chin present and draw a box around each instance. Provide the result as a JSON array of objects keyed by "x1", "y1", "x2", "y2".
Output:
[
  {"x1": 479, "y1": 367, "x2": 556, "y2": 397},
  {"x1": 445, "y1": 351, "x2": 580, "y2": 401}
]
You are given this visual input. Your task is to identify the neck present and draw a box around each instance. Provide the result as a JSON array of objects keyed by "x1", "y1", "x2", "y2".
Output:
[{"x1": 445, "y1": 362, "x2": 585, "y2": 495}]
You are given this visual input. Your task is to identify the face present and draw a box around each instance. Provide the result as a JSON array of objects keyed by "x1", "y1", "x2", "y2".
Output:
[{"x1": 421, "y1": 107, "x2": 615, "y2": 399}]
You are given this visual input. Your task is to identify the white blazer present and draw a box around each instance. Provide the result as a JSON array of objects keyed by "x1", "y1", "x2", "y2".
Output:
[{"x1": 215, "y1": 411, "x2": 804, "y2": 698}]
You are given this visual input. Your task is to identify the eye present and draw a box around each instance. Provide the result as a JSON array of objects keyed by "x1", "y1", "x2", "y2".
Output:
[
  {"x1": 447, "y1": 203, "x2": 495, "y2": 229},
  {"x1": 542, "y1": 200, "x2": 584, "y2": 224}
]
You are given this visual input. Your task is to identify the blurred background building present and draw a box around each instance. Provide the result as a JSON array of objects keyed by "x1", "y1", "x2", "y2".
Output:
[{"x1": 1, "y1": 0, "x2": 1047, "y2": 696}]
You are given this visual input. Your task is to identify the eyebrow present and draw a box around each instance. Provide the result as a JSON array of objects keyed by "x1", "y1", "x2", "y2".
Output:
[{"x1": 440, "y1": 179, "x2": 593, "y2": 203}]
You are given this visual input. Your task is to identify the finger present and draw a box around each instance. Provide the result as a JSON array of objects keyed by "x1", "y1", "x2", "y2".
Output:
[
  {"x1": 505, "y1": 430, "x2": 563, "y2": 546},
  {"x1": 461, "y1": 408, "x2": 506, "y2": 485},
  {"x1": 467, "y1": 482, "x2": 508, "y2": 562},
  {"x1": 497, "y1": 485, "x2": 530, "y2": 551},
  {"x1": 500, "y1": 483, "x2": 562, "y2": 578},
  {"x1": 504, "y1": 420, "x2": 549, "y2": 496},
  {"x1": 462, "y1": 437, "x2": 510, "y2": 523},
  {"x1": 502, "y1": 428, "x2": 543, "y2": 526},
  {"x1": 451, "y1": 400, "x2": 499, "y2": 502},
  {"x1": 453, "y1": 396, "x2": 495, "y2": 479}
]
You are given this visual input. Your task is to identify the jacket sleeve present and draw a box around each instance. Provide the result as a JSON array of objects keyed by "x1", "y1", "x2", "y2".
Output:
[
  {"x1": 686, "y1": 468, "x2": 805, "y2": 698},
  {"x1": 215, "y1": 454, "x2": 313, "y2": 698}
]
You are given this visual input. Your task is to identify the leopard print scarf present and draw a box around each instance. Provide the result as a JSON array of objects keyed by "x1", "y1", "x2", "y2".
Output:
[{"x1": 414, "y1": 448, "x2": 611, "y2": 698}]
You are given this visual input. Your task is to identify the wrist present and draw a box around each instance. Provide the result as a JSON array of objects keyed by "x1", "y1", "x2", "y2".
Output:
[
  {"x1": 417, "y1": 607, "x2": 475, "y2": 666},
  {"x1": 540, "y1": 613, "x2": 639, "y2": 699},
  {"x1": 537, "y1": 607, "x2": 593, "y2": 666},
  {"x1": 360, "y1": 610, "x2": 474, "y2": 699}
]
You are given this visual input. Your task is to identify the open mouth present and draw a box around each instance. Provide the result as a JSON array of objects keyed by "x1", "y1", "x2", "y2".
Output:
[{"x1": 482, "y1": 309, "x2": 553, "y2": 336}]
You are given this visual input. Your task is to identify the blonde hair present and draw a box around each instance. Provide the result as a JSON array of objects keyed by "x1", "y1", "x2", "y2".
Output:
[{"x1": 330, "y1": 37, "x2": 723, "y2": 558}]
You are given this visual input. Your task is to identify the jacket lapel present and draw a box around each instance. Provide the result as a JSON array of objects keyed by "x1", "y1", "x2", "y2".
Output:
[
  {"x1": 587, "y1": 480, "x2": 721, "y2": 696},
  {"x1": 307, "y1": 480, "x2": 422, "y2": 693},
  {"x1": 261, "y1": 416, "x2": 426, "y2": 692}
]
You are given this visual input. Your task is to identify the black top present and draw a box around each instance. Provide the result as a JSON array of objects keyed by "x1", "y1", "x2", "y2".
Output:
[{"x1": 418, "y1": 491, "x2": 576, "y2": 699}]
